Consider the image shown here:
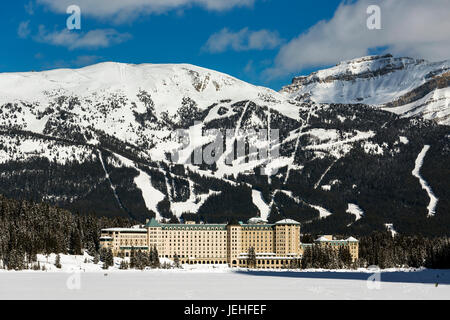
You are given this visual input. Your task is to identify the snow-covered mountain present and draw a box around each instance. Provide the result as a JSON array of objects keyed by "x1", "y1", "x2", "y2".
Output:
[
  {"x1": 0, "y1": 58, "x2": 449, "y2": 236},
  {"x1": 281, "y1": 54, "x2": 450, "y2": 126},
  {"x1": 0, "y1": 62, "x2": 297, "y2": 141}
]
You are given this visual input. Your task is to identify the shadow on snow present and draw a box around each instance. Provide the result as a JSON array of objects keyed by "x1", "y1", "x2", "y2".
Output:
[{"x1": 232, "y1": 269, "x2": 450, "y2": 285}]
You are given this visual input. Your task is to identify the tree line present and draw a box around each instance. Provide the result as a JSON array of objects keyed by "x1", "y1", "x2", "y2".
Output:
[
  {"x1": 0, "y1": 195, "x2": 133, "y2": 270},
  {"x1": 300, "y1": 231, "x2": 450, "y2": 269},
  {"x1": 1, "y1": 194, "x2": 449, "y2": 270}
]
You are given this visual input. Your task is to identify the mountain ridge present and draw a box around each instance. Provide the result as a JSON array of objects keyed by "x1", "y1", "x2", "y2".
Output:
[{"x1": 280, "y1": 53, "x2": 450, "y2": 126}]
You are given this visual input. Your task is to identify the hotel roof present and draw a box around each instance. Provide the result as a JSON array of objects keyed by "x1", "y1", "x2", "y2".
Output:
[
  {"x1": 143, "y1": 217, "x2": 302, "y2": 230},
  {"x1": 101, "y1": 228, "x2": 147, "y2": 232},
  {"x1": 274, "y1": 219, "x2": 300, "y2": 225},
  {"x1": 315, "y1": 236, "x2": 359, "y2": 242}
]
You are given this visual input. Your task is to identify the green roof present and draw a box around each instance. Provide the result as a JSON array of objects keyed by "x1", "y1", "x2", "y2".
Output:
[
  {"x1": 144, "y1": 219, "x2": 282, "y2": 230},
  {"x1": 145, "y1": 218, "x2": 161, "y2": 227},
  {"x1": 145, "y1": 218, "x2": 228, "y2": 230},
  {"x1": 241, "y1": 224, "x2": 274, "y2": 229},
  {"x1": 162, "y1": 224, "x2": 227, "y2": 230}
]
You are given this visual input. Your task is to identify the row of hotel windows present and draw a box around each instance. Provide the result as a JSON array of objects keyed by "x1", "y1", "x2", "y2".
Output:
[
  {"x1": 149, "y1": 236, "x2": 227, "y2": 239},
  {"x1": 118, "y1": 241, "x2": 289, "y2": 247},
  {"x1": 187, "y1": 260, "x2": 227, "y2": 264},
  {"x1": 116, "y1": 235, "x2": 146, "y2": 238},
  {"x1": 136, "y1": 233, "x2": 292, "y2": 239},
  {"x1": 120, "y1": 251, "x2": 227, "y2": 258},
  {"x1": 161, "y1": 255, "x2": 227, "y2": 258},
  {"x1": 239, "y1": 259, "x2": 292, "y2": 265},
  {"x1": 149, "y1": 235, "x2": 280, "y2": 238},
  {"x1": 161, "y1": 228, "x2": 226, "y2": 231}
]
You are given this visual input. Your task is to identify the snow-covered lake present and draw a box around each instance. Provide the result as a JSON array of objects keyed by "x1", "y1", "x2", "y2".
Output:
[{"x1": 1, "y1": 268, "x2": 449, "y2": 300}]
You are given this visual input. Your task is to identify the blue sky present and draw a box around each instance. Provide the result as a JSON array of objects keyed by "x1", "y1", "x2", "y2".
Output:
[{"x1": 1, "y1": 0, "x2": 449, "y2": 90}]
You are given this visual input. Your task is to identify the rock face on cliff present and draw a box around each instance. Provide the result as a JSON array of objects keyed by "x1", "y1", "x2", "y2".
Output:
[{"x1": 281, "y1": 54, "x2": 450, "y2": 125}]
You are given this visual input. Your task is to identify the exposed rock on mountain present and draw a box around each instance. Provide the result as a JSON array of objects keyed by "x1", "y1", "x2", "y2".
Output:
[{"x1": 281, "y1": 54, "x2": 450, "y2": 125}]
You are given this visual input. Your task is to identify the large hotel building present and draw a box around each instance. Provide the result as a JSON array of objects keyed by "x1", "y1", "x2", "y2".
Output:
[{"x1": 100, "y1": 218, "x2": 359, "y2": 268}]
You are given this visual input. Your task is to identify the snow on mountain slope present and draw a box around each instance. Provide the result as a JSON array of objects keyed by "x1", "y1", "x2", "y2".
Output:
[
  {"x1": 281, "y1": 54, "x2": 450, "y2": 125},
  {"x1": 98, "y1": 150, "x2": 125, "y2": 211},
  {"x1": 133, "y1": 169, "x2": 166, "y2": 219},
  {"x1": 251, "y1": 190, "x2": 270, "y2": 220},
  {"x1": 0, "y1": 62, "x2": 299, "y2": 166},
  {"x1": 0, "y1": 134, "x2": 94, "y2": 165},
  {"x1": 412, "y1": 145, "x2": 438, "y2": 217},
  {"x1": 385, "y1": 88, "x2": 450, "y2": 124},
  {"x1": 385, "y1": 223, "x2": 398, "y2": 237},
  {"x1": 0, "y1": 62, "x2": 293, "y2": 122},
  {"x1": 346, "y1": 204, "x2": 364, "y2": 223},
  {"x1": 0, "y1": 58, "x2": 449, "y2": 232}
]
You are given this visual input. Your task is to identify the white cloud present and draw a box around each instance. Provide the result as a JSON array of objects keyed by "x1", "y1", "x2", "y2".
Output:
[
  {"x1": 34, "y1": 27, "x2": 132, "y2": 50},
  {"x1": 266, "y1": 0, "x2": 450, "y2": 78},
  {"x1": 18, "y1": 21, "x2": 31, "y2": 39},
  {"x1": 72, "y1": 55, "x2": 103, "y2": 66},
  {"x1": 37, "y1": 0, "x2": 255, "y2": 23},
  {"x1": 204, "y1": 28, "x2": 283, "y2": 53},
  {"x1": 24, "y1": 1, "x2": 34, "y2": 15},
  {"x1": 244, "y1": 60, "x2": 254, "y2": 73}
]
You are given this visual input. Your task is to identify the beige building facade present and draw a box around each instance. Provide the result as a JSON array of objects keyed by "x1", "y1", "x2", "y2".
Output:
[
  {"x1": 301, "y1": 235, "x2": 359, "y2": 262},
  {"x1": 100, "y1": 218, "x2": 359, "y2": 268}
]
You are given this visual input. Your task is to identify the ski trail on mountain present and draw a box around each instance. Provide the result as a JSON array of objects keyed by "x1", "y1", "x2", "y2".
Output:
[
  {"x1": 215, "y1": 101, "x2": 251, "y2": 177},
  {"x1": 346, "y1": 203, "x2": 364, "y2": 226},
  {"x1": 107, "y1": 151, "x2": 166, "y2": 220},
  {"x1": 170, "y1": 179, "x2": 221, "y2": 218},
  {"x1": 284, "y1": 106, "x2": 314, "y2": 184},
  {"x1": 305, "y1": 131, "x2": 375, "y2": 151},
  {"x1": 412, "y1": 145, "x2": 438, "y2": 217},
  {"x1": 251, "y1": 190, "x2": 271, "y2": 220},
  {"x1": 235, "y1": 101, "x2": 251, "y2": 136},
  {"x1": 266, "y1": 106, "x2": 272, "y2": 183},
  {"x1": 385, "y1": 223, "x2": 398, "y2": 237},
  {"x1": 278, "y1": 190, "x2": 333, "y2": 219},
  {"x1": 97, "y1": 150, "x2": 125, "y2": 211},
  {"x1": 134, "y1": 168, "x2": 165, "y2": 220},
  {"x1": 314, "y1": 159, "x2": 338, "y2": 189},
  {"x1": 164, "y1": 173, "x2": 173, "y2": 201}
]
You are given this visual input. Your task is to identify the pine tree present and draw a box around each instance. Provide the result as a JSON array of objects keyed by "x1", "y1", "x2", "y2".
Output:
[
  {"x1": 130, "y1": 248, "x2": 137, "y2": 269},
  {"x1": 55, "y1": 254, "x2": 62, "y2": 269},
  {"x1": 119, "y1": 260, "x2": 129, "y2": 270},
  {"x1": 148, "y1": 247, "x2": 154, "y2": 268},
  {"x1": 31, "y1": 261, "x2": 40, "y2": 270},
  {"x1": 105, "y1": 249, "x2": 114, "y2": 268},
  {"x1": 152, "y1": 245, "x2": 160, "y2": 268},
  {"x1": 168, "y1": 216, "x2": 180, "y2": 224},
  {"x1": 338, "y1": 246, "x2": 353, "y2": 268},
  {"x1": 301, "y1": 246, "x2": 313, "y2": 269},
  {"x1": 69, "y1": 230, "x2": 82, "y2": 255},
  {"x1": 173, "y1": 253, "x2": 180, "y2": 268},
  {"x1": 248, "y1": 247, "x2": 256, "y2": 268},
  {"x1": 289, "y1": 257, "x2": 301, "y2": 269},
  {"x1": 135, "y1": 250, "x2": 146, "y2": 270},
  {"x1": 99, "y1": 248, "x2": 107, "y2": 263}
]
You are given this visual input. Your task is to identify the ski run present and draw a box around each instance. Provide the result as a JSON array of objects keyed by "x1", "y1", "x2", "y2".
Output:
[{"x1": 411, "y1": 145, "x2": 438, "y2": 217}]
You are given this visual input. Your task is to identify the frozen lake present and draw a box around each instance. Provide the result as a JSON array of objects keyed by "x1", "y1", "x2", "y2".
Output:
[{"x1": 0, "y1": 268, "x2": 449, "y2": 299}]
